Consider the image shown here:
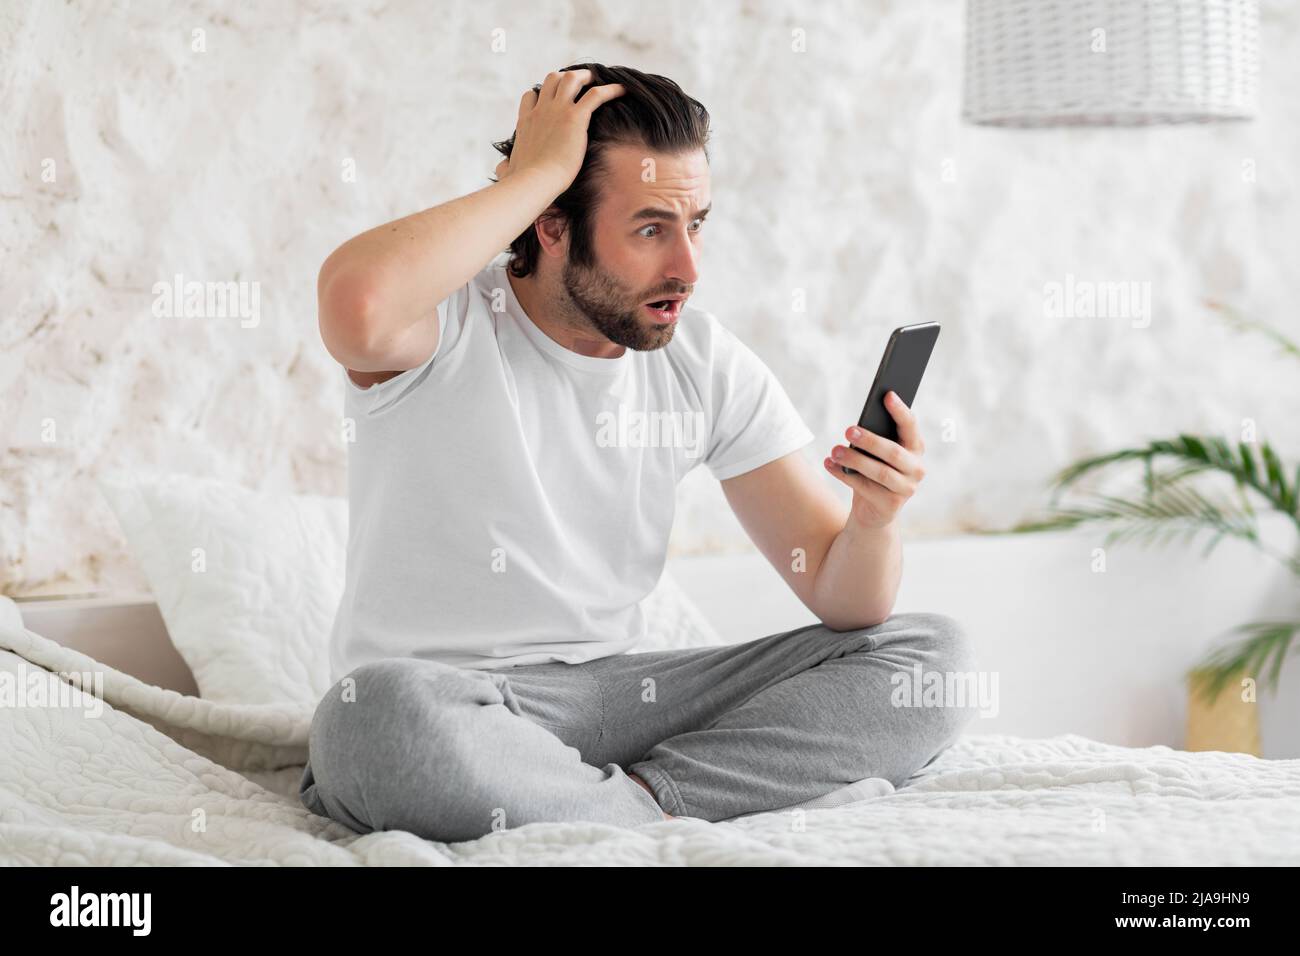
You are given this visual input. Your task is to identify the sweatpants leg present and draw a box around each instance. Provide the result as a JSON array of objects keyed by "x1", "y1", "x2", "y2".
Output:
[
  {"x1": 297, "y1": 656, "x2": 664, "y2": 843},
  {"x1": 595, "y1": 611, "x2": 980, "y2": 821},
  {"x1": 298, "y1": 611, "x2": 979, "y2": 838}
]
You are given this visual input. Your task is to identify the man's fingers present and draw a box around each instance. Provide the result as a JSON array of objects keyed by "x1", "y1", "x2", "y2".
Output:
[
  {"x1": 845, "y1": 428, "x2": 905, "y2": 472},
  {"x1": 518, "y1": 87, "x2": 539, "y2": 117},
  {"x1": 577, "y1": 82, "x2": 627, "y2": 113},
  {"x1": 834, "y1": 447, "x2": 909, "y2": 494},
  {"x1": 845, "y1": 426, "x2": 923, "y2": 478},
  {"x1": 538, "y1": 71, "x2": 563, "y2": 100},
  {"x1": 887, "y1": 391, "x2": 923, "y2": 453},
  {"x1": 529, "y1": 70, "x2": 623, "y2": 115},
  {"x1": 556, "y1": 68, "x2": 595, "y2": 100},
  {"x1": 826, "y1": 457, "x2": 882, "y2": 497}
]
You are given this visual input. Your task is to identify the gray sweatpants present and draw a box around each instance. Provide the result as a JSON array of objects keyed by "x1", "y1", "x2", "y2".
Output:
[{"x1": 298, "y1": 612, "x2": 978, "y2": 842}]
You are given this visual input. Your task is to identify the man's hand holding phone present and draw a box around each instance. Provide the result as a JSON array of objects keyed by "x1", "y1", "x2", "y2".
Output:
[{"x1": 825, "y1": 390, "x2": 928, "y2": 532}]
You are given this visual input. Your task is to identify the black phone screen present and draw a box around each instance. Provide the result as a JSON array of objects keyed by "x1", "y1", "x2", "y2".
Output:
[{"x1": 843, "y1": 322, "x2": 940, "y2": 477}]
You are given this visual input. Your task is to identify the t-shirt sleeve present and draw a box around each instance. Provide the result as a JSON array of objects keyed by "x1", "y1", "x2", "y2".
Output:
[
  {"x1": 703, "y1": 322, "x2": 816, "y2": 481},
  {"x1": 340, "y1": 281, "x2": 464, "y2": 416}
]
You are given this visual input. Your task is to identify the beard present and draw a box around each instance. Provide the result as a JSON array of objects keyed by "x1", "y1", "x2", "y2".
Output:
[{"x1": 559, "y1": 253, "x2": 678, "y2": 352}]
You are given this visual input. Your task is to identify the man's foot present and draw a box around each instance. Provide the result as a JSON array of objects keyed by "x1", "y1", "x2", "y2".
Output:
[{"x1": 629, "y1": 772, "x2": 675, "y2": 820}]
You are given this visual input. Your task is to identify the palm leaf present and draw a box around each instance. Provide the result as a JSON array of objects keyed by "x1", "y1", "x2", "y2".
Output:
[
  {"x1": 1188, "y1": 620, "x2": 1300, "y2": 703},
  {"x1": 1045, "y1": 435, "x2": 1300, "y2": 526},
  {"x1": 1239, "y1": 441, "x2": 1258, "y2": 484},
  {"x1": 1206, "y1": 300, "x2": 1300, "y2": 361},
  {"x1": 1015, "y1": 484, "x2": 1260, "y2": 557},
  {"x1": 1023, "y1": 303, "x2": 1300, "y2": 700}
]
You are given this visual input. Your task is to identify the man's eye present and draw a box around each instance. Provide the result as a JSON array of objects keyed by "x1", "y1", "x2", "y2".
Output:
[{"x1": 638, "y1": 220, "x2": 704, "y2": 238}]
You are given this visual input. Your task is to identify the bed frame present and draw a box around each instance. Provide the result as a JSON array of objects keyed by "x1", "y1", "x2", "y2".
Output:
[{"x1": 12, "y1": 594, "x2": 200, "y2": 696}]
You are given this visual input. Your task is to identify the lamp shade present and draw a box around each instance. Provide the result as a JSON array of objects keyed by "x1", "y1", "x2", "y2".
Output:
[{"x1": 962, "y1": 0, "x2": 1259, "y2": 126}]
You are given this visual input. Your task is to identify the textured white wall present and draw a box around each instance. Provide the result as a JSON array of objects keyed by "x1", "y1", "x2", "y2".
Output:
[{"x1": 2, "y1": 0, "x2": 1298, "y2": 595}]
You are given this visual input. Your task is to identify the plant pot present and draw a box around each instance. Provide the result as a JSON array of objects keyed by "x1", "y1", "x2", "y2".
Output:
[{"x1": 1185, "y1": 667, "x2": 1260, "y2": 756}]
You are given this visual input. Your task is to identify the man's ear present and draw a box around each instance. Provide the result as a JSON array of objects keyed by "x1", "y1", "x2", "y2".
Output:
[{"x1": 535, "y1": 208, "x2": 570, "y2": 260}]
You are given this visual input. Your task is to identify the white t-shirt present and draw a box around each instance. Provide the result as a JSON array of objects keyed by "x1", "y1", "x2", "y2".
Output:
[{"x1": 328, "y1": 251, "x2": 815, "y2": 680}]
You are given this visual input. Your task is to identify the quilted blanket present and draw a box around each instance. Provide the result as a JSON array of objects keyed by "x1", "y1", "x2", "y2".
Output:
[{"x1": 3, "y1": 620, "x2": 1299, "y2": 866}]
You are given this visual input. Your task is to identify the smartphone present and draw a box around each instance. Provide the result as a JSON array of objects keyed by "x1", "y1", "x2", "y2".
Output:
[{"x1": 842, "y1": 322, "x2": 941, "y2": 477}]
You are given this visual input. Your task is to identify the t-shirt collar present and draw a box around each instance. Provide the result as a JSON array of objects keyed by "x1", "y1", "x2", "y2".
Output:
[{"x1": 496, "y1": 255, "x2": 633, "y2": 376}]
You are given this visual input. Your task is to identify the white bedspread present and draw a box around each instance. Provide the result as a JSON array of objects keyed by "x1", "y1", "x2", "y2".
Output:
[{"x1": 3, "y1": 621, "x2": 1298, "y2": 866}]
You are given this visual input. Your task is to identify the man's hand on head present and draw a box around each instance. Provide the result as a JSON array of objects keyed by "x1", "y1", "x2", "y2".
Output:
[{"x1": 494, "y1": 68, "x2": 626, "y2": 196}]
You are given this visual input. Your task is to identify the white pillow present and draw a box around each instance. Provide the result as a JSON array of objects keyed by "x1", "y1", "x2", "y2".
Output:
[
  {"x1": 97, "y1": 471, "x2": 725, "y2": 706},
  {"x1": 97, "y1": 471, "x2": 346, "y2": 706}
]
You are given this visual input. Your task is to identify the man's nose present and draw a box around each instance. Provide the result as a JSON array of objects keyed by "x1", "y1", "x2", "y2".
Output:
[{"x1": 665, "y1": 232, "x2": 700, "y2": 288}]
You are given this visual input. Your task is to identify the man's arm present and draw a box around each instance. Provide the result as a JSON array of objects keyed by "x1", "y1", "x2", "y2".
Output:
[
  {"x1": 316, "y1": 70, "x2": 625, "y2": 378},
  {"x1": 721, "y1": 451, "x2": 902, "y2": 630},
  {"x1": 318, "y1": 165, "x2": 561, "y2": 379},
  {"x1": 720, "y1": 389, "x2": 926, "y2": 631}
]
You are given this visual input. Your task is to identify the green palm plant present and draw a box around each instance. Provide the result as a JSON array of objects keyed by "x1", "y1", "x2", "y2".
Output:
[{"x1": 1004, "y1": 304, "x2": 1300, "y2": 706}]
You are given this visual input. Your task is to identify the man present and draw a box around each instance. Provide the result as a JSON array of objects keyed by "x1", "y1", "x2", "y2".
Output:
[{"x1": 299, "y1": 63, "x2": 976, "y2": 841}]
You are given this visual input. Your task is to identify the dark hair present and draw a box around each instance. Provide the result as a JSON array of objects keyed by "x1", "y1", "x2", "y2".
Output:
[{"x1": 490, "y1": 63, "x2": 711, "y2": 278}]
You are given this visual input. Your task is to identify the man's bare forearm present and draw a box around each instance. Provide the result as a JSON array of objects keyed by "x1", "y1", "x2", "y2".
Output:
[
  {"x1": 318, "y1": 166, "x2": 566, "y2": 354},
  {"x1": 317, "y1": 70, "x2": 628, "y2": 364},
  {"x1": 808, "y1": 518, "x2": 902, "y2": 631}
]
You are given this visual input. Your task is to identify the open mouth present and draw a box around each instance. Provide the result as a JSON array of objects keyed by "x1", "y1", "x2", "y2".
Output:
[{"x1": 643, "y1": 298, "x2": 684, "y2": 323}]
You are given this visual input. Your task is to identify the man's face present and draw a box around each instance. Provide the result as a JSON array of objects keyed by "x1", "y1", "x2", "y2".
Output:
[{"x1": 559, "y1": 144, "x2": 710, "y2": 351}]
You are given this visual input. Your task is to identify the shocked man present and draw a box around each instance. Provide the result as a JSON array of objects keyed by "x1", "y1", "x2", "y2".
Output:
[{"x1": 299, "y1": 63, "x2": 976, "y2": 840}]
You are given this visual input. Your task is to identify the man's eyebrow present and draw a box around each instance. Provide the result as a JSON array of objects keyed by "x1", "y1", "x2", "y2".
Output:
[{"x1": 628, "y1": 203, "x2": 712, "y2": 223}]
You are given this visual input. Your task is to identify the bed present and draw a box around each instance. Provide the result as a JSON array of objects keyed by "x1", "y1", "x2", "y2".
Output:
[{"x1": 3, "y1": 594, "x2": 1299, "y2": 866}]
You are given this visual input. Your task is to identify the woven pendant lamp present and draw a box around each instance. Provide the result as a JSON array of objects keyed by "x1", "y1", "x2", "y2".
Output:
[{"x1": 962, "y1": 0, "x2": 1259, "y2": 126}]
